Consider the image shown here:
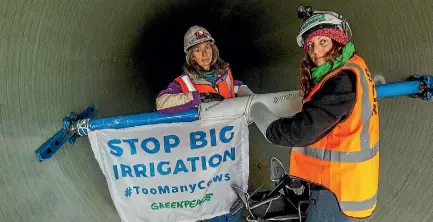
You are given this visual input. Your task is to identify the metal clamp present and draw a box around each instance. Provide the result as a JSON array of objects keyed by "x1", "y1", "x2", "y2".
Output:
[{"x1": 35, "y1": 105, "x2": 98, "y2": 162}]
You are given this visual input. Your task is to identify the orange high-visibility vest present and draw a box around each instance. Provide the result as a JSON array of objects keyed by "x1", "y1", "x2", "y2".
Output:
[
  {"x1": 175, "y1": 69, "x2": 235, "y2": 98},
  {"x1": 289, "y1": 55, "x2": 380, "y2": 219}
]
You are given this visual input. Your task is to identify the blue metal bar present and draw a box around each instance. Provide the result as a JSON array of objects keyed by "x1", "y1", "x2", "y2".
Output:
[
  {"x1": 80, "y1": 81, "x2": 420, "y2": 132},
  {"x1": 35, "y1": 109, "x2": 199, "y2": 162},
  {"x1": 78, "y1": 81, "x2": 418, "y2": 133},
  {"x1": 88, "y1": 109, "x2": 199, "y2": 131},
  {"x1": 376, "y1": 81, "x2": 420, "y2": 99},
  {"x1": 35, "y1": 79, "x2": 425, "y2": 162}
]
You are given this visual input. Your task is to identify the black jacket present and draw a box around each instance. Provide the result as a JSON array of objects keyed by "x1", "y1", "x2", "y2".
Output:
[{"x1": 265, "y1": 70, "x2": 357, "y2": 147}]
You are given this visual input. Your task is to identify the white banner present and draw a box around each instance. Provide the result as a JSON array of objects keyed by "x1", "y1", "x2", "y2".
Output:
[{"x1": 88, "y1": 116, "x2": 250, "y2": 222}]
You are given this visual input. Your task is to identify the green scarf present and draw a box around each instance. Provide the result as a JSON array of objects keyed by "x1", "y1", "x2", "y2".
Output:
[
  {"x1": 310, "y1": 42, "x2": 355, "y2": 84},
  {"x1": 201, "y1": 69, "x2": 217, "y2": 87}
]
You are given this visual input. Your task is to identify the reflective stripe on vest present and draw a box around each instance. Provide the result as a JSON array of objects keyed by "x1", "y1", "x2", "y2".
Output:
[
  {"x1": 225, "y1": 75, "x2": 232, "y2": 96},
  {"x1": 181, "y1": 75, "x2": 197, "y2": 91},
  {"x1": 175, "y1": 70, "x2": 235, "y2": 98},
  {"x1": 289, "y1": 56, "x2": 379, "y2": 218},
  {"x1": 292, "y1": 143, "x2": 378, "y2": 163},
  {"x1": 340, "y1": 193, "x2": 377, "y2": 211}
]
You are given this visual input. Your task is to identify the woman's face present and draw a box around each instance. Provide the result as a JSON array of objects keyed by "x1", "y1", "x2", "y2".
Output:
[
  {"x1": 192, "y1": 41, "x2": 213, "y2": 70},
  {"x1": 307, "y1": 36, "x2": 333, "y2": 66}
]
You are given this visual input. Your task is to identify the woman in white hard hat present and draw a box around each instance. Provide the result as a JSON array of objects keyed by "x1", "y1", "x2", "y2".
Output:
[
  {"x1": 250, "y1": 5, "x2": 380, "y2": 222},
  {"x1": 156, "y1": 25, "x2": 251, "y2": 114},
  {"x1": 156, "y1": 25, "x2": 245, "y2": 222}
]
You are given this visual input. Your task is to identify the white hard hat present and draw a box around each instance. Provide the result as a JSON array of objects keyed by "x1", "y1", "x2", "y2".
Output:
[
  {"x1": 296, "y1": 5, "x2": 352, "y2": 48},
  {"x1": 183, "y1": 25, "x2": 215, "y2": 53}
]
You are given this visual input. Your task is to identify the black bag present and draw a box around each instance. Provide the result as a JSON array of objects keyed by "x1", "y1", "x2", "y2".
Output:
[{"x1": 229, "y1": 158, "x2": 314, "y2": 222}]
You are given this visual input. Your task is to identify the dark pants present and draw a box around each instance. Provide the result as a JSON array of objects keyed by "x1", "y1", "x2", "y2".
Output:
[
  {"x1": 306, "y1": 189, "x2": 353, "y2": 222},
  {"x1": 208, "y1": 211, "x2": 241, "y2": 222}
]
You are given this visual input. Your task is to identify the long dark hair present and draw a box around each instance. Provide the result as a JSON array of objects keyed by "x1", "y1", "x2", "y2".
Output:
[
  {"x1": 299, "y1": 40, "x2": 346, "y2": 97},
  {"x1": 183, "y1": 43, "x2": 229, "y2": 78}
]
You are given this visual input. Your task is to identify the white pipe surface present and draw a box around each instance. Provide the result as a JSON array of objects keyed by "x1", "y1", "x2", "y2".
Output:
[{"x1": 199, "y1": 90, "x2": 304, "y2": 122}]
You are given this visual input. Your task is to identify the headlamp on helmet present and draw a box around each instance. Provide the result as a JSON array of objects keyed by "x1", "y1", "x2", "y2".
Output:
[{"x1": 296, "y1": 5, "x2": 352, "y2": 48}]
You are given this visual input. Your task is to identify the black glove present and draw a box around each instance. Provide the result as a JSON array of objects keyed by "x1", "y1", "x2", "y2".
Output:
[{"x1": 200, "y1": 92, "x2": 225, "y2": 103}]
